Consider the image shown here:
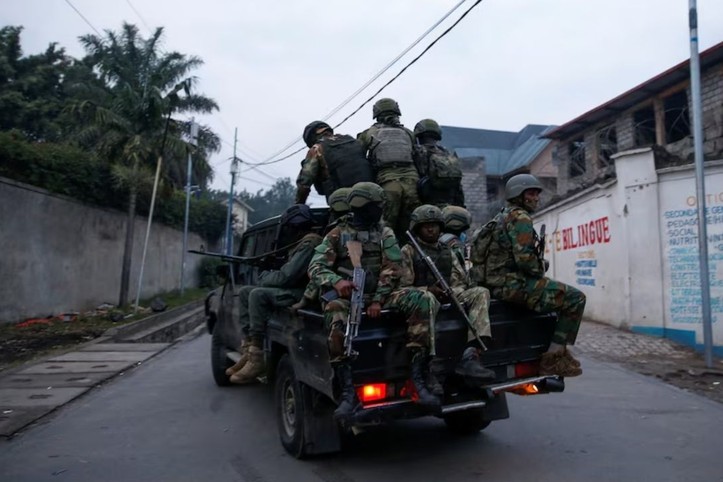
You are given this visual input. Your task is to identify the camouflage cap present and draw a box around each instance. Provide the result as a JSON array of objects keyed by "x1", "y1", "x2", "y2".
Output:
[
  {"x1": 413, "y1": 118, "x2": 442, "y2": 140},
  {"x1": 442, "y1": 205, "x2": 472, "y2": 231},
  {"x1": 505, "y1": 174, "x2": 543, "y2": 200},
  {"x1": 347, "y1": 182, "x2": 385, "y2": 208},
  {"x1": 328, "y1": 187, "x2": 352, "y2": 213},
  {"x1": 409, "y1": 204, "x2": 444, "y2": 231},
  {"x1": 372, "y1": 98, "x2": 401, "y2": 118}
]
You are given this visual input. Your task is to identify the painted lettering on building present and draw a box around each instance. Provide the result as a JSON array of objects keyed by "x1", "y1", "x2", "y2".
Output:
[{"x1": 551, "y1": 216, "x2": 611, "y2": 252}]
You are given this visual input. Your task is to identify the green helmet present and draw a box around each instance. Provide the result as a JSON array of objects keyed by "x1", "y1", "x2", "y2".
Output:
[
  {"x1": 302, "y1": 120, "x2": 332, "y2": 148},
  {"x1": 347, "y1": 182, "x2": 385, "y2": 208},
  {"x1": 328, "y1": 187, "x2": 351, "y2": 213},
  {"x1": 505, "y1": 174, "x2": 543, "y2": 200},
  {"x1": 409, "y1": 204, "x2": 444, "y2": 232},
  {"x1": 372, "y1": 98, "x2": 401, "y2": 119},
  {"x1": 414, "y1": 119, "x2": 442, "y2": 140},
  {"x1": 442, "y1": 206, "x2": 472, "y2": 231}
]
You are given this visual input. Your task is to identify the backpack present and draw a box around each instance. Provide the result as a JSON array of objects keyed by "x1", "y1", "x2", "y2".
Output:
[
  {"x1": 425, "y1": 146, "x2": 462, "y2": 184},
  {"x1": 316, "y1": 135, "x2": 374, "y2": 196},
  {"x1": 469, "y1": 211, "x2": 504, "y2": 284},
  {"x1": 369, "y1": 126, "x2": 414, "y2": 168}
]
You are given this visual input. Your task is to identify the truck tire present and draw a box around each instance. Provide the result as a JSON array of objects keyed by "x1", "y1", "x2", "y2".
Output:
[
  {"x1": 211, "y1": 323, "x2": 232, "y2": 387},
  {"x1": 275, "y1": 354, "x2": 309, "y2": 458},
  {"x1": 443, "y1": 408, "x2": 491, "y2": 435}
]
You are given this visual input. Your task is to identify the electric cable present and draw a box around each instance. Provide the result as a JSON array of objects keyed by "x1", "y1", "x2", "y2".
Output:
[
  {"x1": 125, "y1": 0, "x2": 152, "y2": 33},
  {"x1": 63, "y1": 0, "x2": 102, "y2": 36}
]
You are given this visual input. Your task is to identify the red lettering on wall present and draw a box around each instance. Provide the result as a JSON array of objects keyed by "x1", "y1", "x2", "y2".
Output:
[{"x1": 552, "y1": 216, "x2": 612, "y2": 251}]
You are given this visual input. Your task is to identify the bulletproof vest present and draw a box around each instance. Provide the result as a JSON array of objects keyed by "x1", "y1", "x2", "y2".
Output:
[
  {"x1": 334, "y1": 229, "x2": 382, "y2": 294},
  {"x1": 370, "y1": 126, "x2": 414, "y2": 168},
  {"x1": 412, "y1": 242, "x2": 453, "y2": 287},
  {"x1": 317, "y1": 135, "x2": 374, "y2": 196}
]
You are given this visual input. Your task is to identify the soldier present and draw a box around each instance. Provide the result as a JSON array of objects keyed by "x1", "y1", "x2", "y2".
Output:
[
  {"x1": 357, "y1": 98, "x2": 420, "y2": 242},
  {"x1": 308, "y1": 182, "x2": 440, "y2": 420},
  {"x1": 413, "y1": 119, "x2": 465, "y2": 209},
  {"x1": 295, "y1": 121, "x2": 373, "y2": 204},
  {"x1": 441, "y1": 205, "x2": 473, "y2": 270},
  {"x1": 470, "y1": 174, "x2": 585, "y2": 377},
  {"x1": 403, "y1": 205, "x2": 495, "y2": 390},
  {"x1": 226, "y1": 204, "x2": 323, "y2": 384}
]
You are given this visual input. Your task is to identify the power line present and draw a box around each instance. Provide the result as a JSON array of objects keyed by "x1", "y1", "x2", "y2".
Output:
[
  {"x1": 249, "y1": 0, "x2": 485, "y2": 167},
  {"x1": 125, "y1": 0, "x2": 152, "y2": 33},
  {"x1": 63, "y1": 0, "x2": 102, "y2": 36}
]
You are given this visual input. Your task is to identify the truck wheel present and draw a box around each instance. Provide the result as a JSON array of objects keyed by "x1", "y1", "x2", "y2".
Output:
[
  {"x1": 443, "y1": 409, "x2": 491, "y2": 435},
  {"x1": 211, "y1": 324, "x2": 232, "y2": 387},
  {"x1": 275, "y1": 354, "x2": 308, "y2": 458}
]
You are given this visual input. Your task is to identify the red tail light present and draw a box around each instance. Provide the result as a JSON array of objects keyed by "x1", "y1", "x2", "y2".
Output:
[
  {"x1": 357, "y1": 383, "x2": 387, "y2": 403},
  {"x1": 514, "y1": 361, "x2": 540, "y2": 378}
]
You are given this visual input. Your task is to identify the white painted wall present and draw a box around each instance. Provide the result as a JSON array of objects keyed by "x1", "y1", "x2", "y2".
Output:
[{"x1": 535, "y1": 149, "x2": 722, "y2": 354}]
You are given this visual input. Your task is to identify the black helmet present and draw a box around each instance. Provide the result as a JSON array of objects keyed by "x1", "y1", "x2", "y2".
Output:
[
  {"x1": 372, "y1": 98, "x2": 401, "y2": 119},
  {"x1": 302, "y1": 121, "x2": 332, "y2": 148},
  {"x1": 281, "y1": 204, "x2": 313, "y2": 226},
  {"x1": 413, "y1": 119, "x2": 442, "y2": 140}
]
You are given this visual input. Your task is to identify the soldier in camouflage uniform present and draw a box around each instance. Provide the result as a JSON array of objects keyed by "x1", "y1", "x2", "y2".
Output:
[
  {"x1": 295, "y1": 121, "x2": 372, "y2": 204},
  {"x1": 291, "y1": 187, "x2": 353, "y2": 313},
  {"x1": 357, "y1": 98, "x2": 420, "y2": 243},
  {"x1": 441, "y1": 205, "x2": 473, "y2": 270},
  {"x1": 413, "y1": 119, "x2": 465, "y2": 209},
  {"x1": 227, "y1": 204, "x2": 323, "y2": 384},
  {"x1": 470, "y1": 174, "x2": 585, "y2": 377},
  {"x1": 308, "y1": 182, "x2": 440, "y2": 419},
  {"x1": 403, "y1": 205, "x2": 495, "y2": 390}
]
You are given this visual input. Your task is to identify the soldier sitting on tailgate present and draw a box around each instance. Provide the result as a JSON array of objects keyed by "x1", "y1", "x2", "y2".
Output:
[{"x1": 440, "y1": 205, "x2": 473, "y2": 271}]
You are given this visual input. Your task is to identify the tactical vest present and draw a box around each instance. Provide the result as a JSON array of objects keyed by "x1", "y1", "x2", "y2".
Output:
[
  {"x1": 370, "y1": 126, "x2": 414, "y2": 168},
  {"x1": 334, "y1": 230, "x2": 383, "y2": 294},
  {"x1": 316, "y1": 135, "x2": 374, "y2": 196},
  {"x1": 412, "y1": 243, "x2": 453, "y2": 287}
]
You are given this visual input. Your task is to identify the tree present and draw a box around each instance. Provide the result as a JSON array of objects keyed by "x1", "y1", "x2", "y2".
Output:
[
  {"x1": 237, "y1": 178, "x2": 296, "y2": 224},
  {"x1": 70, "y1": 23, "x2": 220, "y2": 307}
]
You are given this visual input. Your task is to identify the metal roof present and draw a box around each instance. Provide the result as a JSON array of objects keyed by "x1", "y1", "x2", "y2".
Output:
[{"x1": 545, "y1": 41, "x2": 723, "y2": 140}]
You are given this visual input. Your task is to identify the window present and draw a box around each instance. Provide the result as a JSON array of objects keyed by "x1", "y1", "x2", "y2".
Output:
[
  {"x1": 633, "y1": 105, "x2": 656, "y2": 147},
  {"x1": 664, "y1": 90, "x2": 691, "y2": 143},
  {"x1": 596, "y1": 125, "x2": 618, "y2": 169},
  {"x1": 568, "y1": 137, "x2": 587, "y2": 177}
]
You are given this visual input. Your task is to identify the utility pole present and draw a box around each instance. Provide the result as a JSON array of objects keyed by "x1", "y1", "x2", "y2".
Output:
[
  {"x1": 688, "y1": 1, "x2": 713, "y2": 368},
  {"x1": 180, "y1": 118, "x2": 199, "y2": 294},
  {"x1": 224, "y1": 128, "x2": 239, "y2": 255}
]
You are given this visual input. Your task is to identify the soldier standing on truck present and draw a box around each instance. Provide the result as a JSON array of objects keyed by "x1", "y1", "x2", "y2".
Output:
[
  {"x1": 357, "y1": 98, "x2": 420, "y2": 243},
  {"x1": 413, "y1": 119, "x2": 465, "y2": 209},
  {"x1": 226, "y1": 204, "x2": 323, "y2": 384},
  {"x1": 440, "y1": 205, "x2": 473, "y2": 270},
  {"x1": 470, "y1": 174, "x2": 585, "y2": 377},
  {"x1": 308, "y1": 182, "x2": 440, "y2": 420},
  {"x1": 295, "y1": 121, "x2": 373, "y2": 204},
  {"x1": 403, "y1": 205, "x2": 495, "y2": 391}
]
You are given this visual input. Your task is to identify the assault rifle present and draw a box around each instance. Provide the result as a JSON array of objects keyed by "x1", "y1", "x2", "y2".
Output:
[
  {"x1": 536, "y1": 224, "x2": 547, "y2": 272},
  {"x1": 406, "y1": 231, "x2": 487, "y2": 352},
  {"x1": 344, "y1": 241, "x2": 366, "y2": 358}
]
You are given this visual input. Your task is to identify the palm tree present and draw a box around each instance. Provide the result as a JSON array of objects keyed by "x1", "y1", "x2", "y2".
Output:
[{"x1": 71, "y1": 23, "x2": 220, "y2": 307}]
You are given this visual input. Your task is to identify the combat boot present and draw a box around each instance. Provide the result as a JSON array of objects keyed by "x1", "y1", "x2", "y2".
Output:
[
  {"x1": 539, "y1": 350, "x2": 582, "y2": 377},
  {"x1": 409, "y1": 350, "x2": 441, "y2": 410},
  {"x1": 562, "y1": 348, "x2": 581, "y2": 368},
  {"x1": 230, "y1": 340, "x2": 265, "y2": 384},
  {"x1": 333, "y1": 363, "x2": 360, "y2": 421},
  {"x1": 427, "y1": 357, "x2": 445, "y2": 397},
  {"x1": 455, "y1": 346, "x2": 496, "y2": 385},
  {"x1": 225, "y1": 340, "x2": 251, "y2": 377}
]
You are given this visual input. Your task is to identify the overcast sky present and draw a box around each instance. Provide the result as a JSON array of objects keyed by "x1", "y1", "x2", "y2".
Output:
[{"x1": 4, "y1": 0, "x2": 723, "y2": 206}]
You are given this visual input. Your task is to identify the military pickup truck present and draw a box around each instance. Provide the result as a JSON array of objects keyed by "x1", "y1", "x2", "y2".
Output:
[{"x1": 203, "y1": 208, "x2": 564, "y2": 458}]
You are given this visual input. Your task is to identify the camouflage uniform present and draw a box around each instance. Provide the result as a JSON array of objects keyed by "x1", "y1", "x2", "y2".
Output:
[
  {"x1": 308, "y1": 223, "x2": 437, "y2": 352},
  {"x1": 358, "y1": 100, "x2": 420, "y2": 243},
  {"x1": 441, "y1": 206, "x2": 473, "y2": 272},
  {"x1": 414, "y1": 119, "x2": 465, "y2": 209},
  {"x1": 472, "y1": 203, "x2": 585, "y2": 345},
  {"x1": 295, "y1": 138, "x2": 332, "y2": 204}
]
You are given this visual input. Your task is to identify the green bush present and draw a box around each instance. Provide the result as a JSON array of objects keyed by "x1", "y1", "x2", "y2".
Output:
[{"x1": 198, "y1": 256, "x2": 223, "y2": 288}]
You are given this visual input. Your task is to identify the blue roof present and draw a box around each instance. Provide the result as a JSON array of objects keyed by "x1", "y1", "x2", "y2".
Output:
[{"x1": 440, "y1": 124, "x2": 554, "y2": 176}]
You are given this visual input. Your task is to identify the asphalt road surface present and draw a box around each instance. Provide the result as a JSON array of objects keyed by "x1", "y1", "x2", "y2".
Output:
[{"x1": 1, "y1": 334, "x2": 722, "y2": 482}]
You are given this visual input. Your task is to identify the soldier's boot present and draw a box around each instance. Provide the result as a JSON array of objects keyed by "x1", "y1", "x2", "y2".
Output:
[
  {"x1": 539, "y1": 349, "x2": 582, "y2": 378},
  {"x1": 409, "y1": 350, "x2": 441, "y2": 410},
  {"x1": 427, "y1": 357, "x2": 445, "y2": 397},
  {"x1": 455, "y1": 346, "x2": 496, "y2": 385},
  {"x1": 230, "y1": 339, "x2": 265, "y2": 384},
  {"x1": 225, "y1": 340, "x2": 251, "y2": 377},
  {"x1": 563, "y1": 348, "x2": 581, "y2": 368},
  {"x1": 333, "y1": 363, "x2": 360, "y2": 421}
]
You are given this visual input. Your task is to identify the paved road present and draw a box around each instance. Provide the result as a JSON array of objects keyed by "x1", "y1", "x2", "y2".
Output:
[{"x1": 1, "y1": 334, "x2": 722, "y2": 482}]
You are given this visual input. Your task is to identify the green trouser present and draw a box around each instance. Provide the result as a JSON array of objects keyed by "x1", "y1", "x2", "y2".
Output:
[
  {"x1": 239, "y1": 285, "x2": 304, "y2": 339},
  {"x1": 323, "y1": 287, "x2": 438, "y2": 350},
  {"x1": 490, "y1": 277, "x2": 586, "y2": 345},
  {"x1": 457, "y1": 286, "x2": 491, "y2": 339},
  {"x1": 379, "y1": 177, "x2": 420, "y2": 244}
]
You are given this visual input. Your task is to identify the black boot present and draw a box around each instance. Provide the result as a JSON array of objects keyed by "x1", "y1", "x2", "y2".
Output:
[
  {"x1": 410, "y1": 350, "x2": 441, "y2": 410},
  {"x1": 455, "y1": 346, "x2": 496, "y2": 385},
  {"x1": 333, "y1": 363, "x2": 359, "y2": 421},
  {"x1": 427, "y1": 357, "x2": 445, "y2": 397}
]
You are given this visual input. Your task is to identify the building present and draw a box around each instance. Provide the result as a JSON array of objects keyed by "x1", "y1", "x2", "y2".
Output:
[
  {"x1": 220, "y1": 196, "x2": 254, "y2": 236},
  {"x1": 439, "y1": 124, "x2": 556, "y2": 224},
  {"x1": 546, "y1": 41, "x2": 723, "y2": 196}
]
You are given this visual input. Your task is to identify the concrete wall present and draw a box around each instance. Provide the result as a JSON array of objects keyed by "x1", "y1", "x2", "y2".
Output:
[
  {"x1": 0, "y1": 178, "x2": 206, "y2": 323},
  {"x1": 536, "y1": 149, "x2": 723, "y2": 355}
]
